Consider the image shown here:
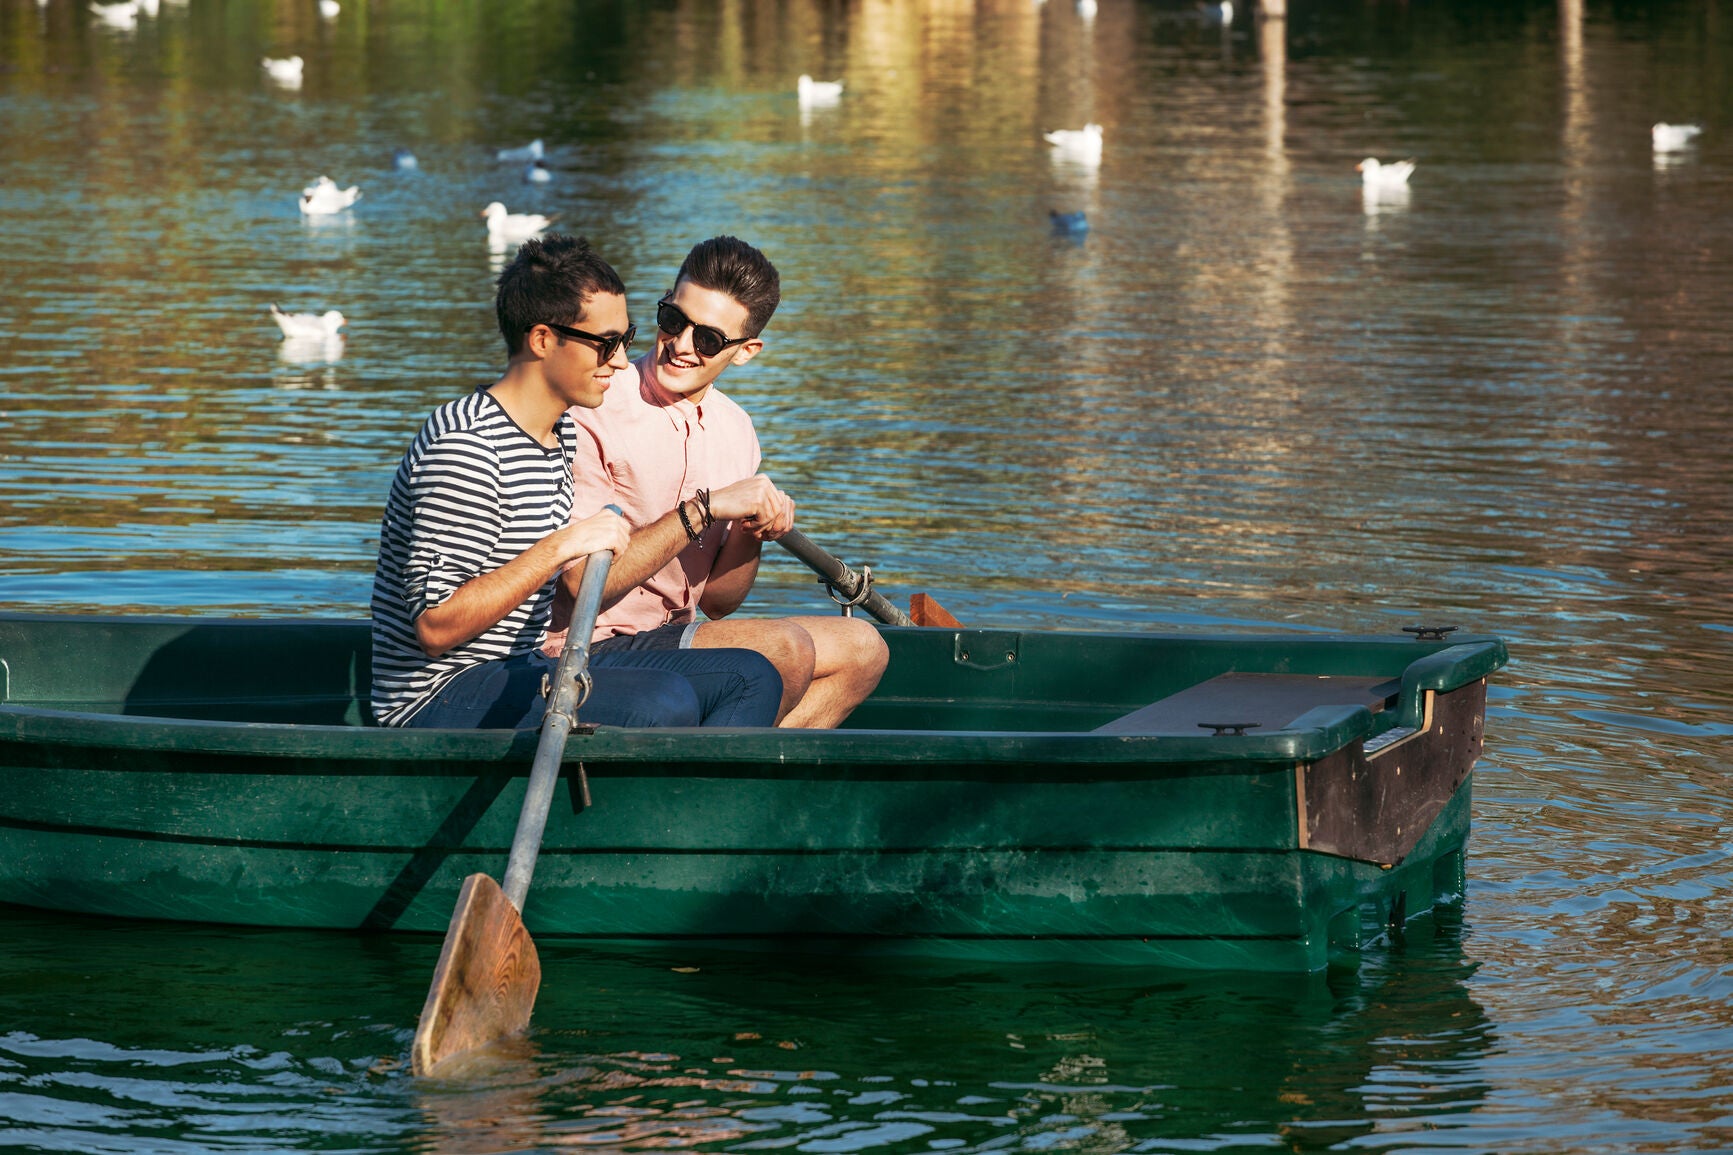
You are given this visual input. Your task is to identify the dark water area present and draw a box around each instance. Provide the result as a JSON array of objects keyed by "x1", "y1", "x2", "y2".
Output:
[
  {"x1": 4, "y1": 907, "x2": 1500, "y2": 1153},
  {"x1": 3, "y1": 0, "x2": 1733, "y2": 1150}
]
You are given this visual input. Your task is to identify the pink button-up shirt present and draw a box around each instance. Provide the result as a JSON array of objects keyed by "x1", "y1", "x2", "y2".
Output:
[{"x1": 567, "y1": 355, "x2": 762, "y2": 642}]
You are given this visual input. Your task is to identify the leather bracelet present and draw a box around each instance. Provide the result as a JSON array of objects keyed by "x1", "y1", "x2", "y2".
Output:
[
  {"x1": 696, "y1": 487, "x2": 714, "y2": 528},
  {"x1": 677, "y1": 499, "x2": 702, "y2": 542}
]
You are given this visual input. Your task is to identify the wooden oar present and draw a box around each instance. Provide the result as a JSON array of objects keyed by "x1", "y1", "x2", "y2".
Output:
[
  {"x1": 409, "y1": 542, "x2": 616, "y2": 1077},
  {"x1": 775, "y1": 529, "x2": 959, "y2": 627}
]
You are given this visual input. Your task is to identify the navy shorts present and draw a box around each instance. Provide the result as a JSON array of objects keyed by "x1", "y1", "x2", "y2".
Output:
[{"x1": 591, "y1": 622, "x2": 698, "y2": 654}]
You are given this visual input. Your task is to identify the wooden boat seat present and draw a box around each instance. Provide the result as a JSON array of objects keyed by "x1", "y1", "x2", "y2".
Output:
[{"x1": 1094, "y1": 673, "x2": 1402, "y2": 735}]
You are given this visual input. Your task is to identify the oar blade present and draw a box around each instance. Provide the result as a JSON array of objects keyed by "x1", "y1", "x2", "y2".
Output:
[{"x1": 411, "y1": 872, "x2": 541, "y2": 1076}]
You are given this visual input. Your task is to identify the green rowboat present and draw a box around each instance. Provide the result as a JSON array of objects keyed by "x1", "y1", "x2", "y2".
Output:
[{"x1": 0, "y1": 612, "x2": 1506, "y2": 971}]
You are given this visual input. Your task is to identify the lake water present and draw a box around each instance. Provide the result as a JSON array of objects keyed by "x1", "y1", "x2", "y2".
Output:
[{"x1": 2, "y1": 0, "x2": 1732, "y2": 1150}]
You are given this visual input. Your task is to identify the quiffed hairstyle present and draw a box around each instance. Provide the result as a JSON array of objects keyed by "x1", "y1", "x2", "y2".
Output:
[
  {"x1": 675, "y1": 236, "x2": 781, "y2": 338},
  {"x1": 495, "y1": 233, "x2": 627, "y2": 355}
]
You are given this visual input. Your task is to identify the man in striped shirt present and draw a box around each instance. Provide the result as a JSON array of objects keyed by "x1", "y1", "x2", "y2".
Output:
[{"x1": 369, "y1": 234, "x2": 782, "y2": 729}]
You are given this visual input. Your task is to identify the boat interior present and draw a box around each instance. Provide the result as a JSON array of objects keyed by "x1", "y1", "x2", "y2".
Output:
[{"x1": 0, "y1": 613, "x2": 1499, "y2": 737}]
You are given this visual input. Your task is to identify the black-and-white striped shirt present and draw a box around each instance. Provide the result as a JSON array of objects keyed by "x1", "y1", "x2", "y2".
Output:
[{"x1": 369, "y1": 387, "x2": 575, "y2": 726}]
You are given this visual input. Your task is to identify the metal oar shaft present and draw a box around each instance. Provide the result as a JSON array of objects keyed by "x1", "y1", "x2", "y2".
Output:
[
  {"x1": 775, "y1": 529, "x2": 913, "y2": 627},
  {"x1": 501, "y1": 549, "x2": 612, "y2": 912}
]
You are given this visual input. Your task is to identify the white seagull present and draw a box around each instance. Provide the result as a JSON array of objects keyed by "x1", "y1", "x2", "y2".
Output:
[
  {"x1": 482, "y1": 202, "x2": 554, "y2": 241},
  {"x1": 797, "y1": 75, "x2": 844, "y2": 105},
  {"x1": 495, "y1": 138, "x2": 544, "y2": 163},
  {"x1": 392, "y1": 147, "x2": 418, "y2": 171},
  {"x1": 299, "y1": 175, "x2": 361, "y2": 215},
  {"x1": 1652, "y1": 123, "x2": 1703, "y2": 152},
  {"x1": 1044, "y1": 123, "x2": 1103, "y2": 165},
  {"x1": 262, "y1": 55, "x2": 304, "y2": 86},
  {"x1": 270, "y1": 304, "x2": 346, "y2": 340},
  {"x1": 90, "y1": 2, "x2": 138, "y2": 28},
  {"x1": 524, "y1": 160, "x2": 551, "y2": 184},
  {"x1": 1077, "y1": 0, "x2": 1098, "y2": 19},
  {"x1": 319, "y1": 0, "x2": 340, "y2": 16},
  {"x1": 1358, "y1": 157, "x2": 1415, "y2": 188}
]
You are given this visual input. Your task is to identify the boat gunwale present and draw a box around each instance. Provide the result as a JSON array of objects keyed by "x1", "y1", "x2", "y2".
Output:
[{"x1": 0, "y1": 699, "x2": 1377, "y2": 769}]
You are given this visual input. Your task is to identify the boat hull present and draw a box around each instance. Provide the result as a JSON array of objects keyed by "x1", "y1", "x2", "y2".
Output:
[{"x1": 0, "y1": 613, "x2": 1503, "y2": 970}]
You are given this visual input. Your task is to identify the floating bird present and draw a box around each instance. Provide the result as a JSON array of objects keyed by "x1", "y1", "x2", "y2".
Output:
[
  {"x1": 482, "y1": 202, "x2": 554, "y2": 241},
  {"x1": 261, "y1": 55, "x2": 304, "y2": 86},
  {"x1": 1201, "y1": 0, "x2": 1233, "y2": 24},
  {"x1": 90, "y1": 1, "x2": 138, "y2": 28},
  {"x1": 318, "y1": 0, "x2": 339, "y2": 16},
  {"x1": 392, "y1": 147, "x2": 418, "y2": 171},
  {"x1": 270, "y1": 304, "x2": 346, "y2": 340},
  {"x1": 495, "y1": 138, "x2": 543, "y2": 163},
  {"x1": 1044, "y1": 123, "x2": 1103, "y2": 164},
  {"x1": 299, "y1": 175, "x2": 361, "y2": 215},
  {"x1": 524, "y1": 160, "x2": 551, "y2": 184},
  {"x1": 1077, "y1": 0, "x2": 1098, "y2": 20},
  {"x1": 1357, "y1": 157, "x2": 1415, "y2": 189},
  {"x1": 1049, "y1": 210, "x2": 1089, "y2": 234},
  {"x1": 797, "y1": 75, "x2": 844, "y2": 105},
  {"x1": 1652, "y1": 123, "x2": 1703, "y2": 152},
  {"x1": 136, "y1": 0, "x2": 159, "y2": 16}
]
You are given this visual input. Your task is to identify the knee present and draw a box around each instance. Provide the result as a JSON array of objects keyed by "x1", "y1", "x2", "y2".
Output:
[
  {"x1": 721, "y1": 649, "x2": 784, "y2": 727},
  {"x1": 737, "y1": 649, "x2": 783, "y2": 697},
  {"x1": 761, "y1": 621, "x2": 817, "y2": 690},
  {"x1": 845, "y1": 619, "x2": 890, "y2": 678}
]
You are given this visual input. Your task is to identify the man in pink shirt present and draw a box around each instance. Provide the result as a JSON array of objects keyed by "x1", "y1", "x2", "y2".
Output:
[{"x1": 556, "y1": 236, "x2": 888, "y2": 727}]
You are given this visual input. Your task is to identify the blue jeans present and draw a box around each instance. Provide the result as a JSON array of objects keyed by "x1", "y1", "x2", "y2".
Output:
[{"x1": 403, "y1": 648, "x2": 780, "y2": 729}]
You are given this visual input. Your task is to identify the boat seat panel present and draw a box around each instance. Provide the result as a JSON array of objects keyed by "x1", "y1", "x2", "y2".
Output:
[{"x1": 1094, "y1": 674, "x2": 1401, "y2": 735}]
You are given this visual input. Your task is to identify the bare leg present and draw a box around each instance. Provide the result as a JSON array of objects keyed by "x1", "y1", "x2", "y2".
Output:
[
  {"x1": 782, "y1": 616, "x2": 889, "y2": 728},
  {"x1": 696, "y1": 615, "x2": 888, "y2": 728}
]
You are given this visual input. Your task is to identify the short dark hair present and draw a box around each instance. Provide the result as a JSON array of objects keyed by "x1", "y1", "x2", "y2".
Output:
[
  {"x1": 495, "y1": 233, "x2": 627, "y2": 355},
  {"x1": 674, "y1": 236, "x2": 780, "y2": 338}
]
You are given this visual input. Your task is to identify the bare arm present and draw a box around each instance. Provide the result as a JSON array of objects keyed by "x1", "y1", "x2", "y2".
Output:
[
  {"x1": 596, "y1": 474, "x2": 795, "y2": 610},
  {"x1": 696, "y1": 478, "x2": 794, "y2": 617},
  {"x1": 594, "y1": 500, "x2": 704, "y2": 607},
  {"x1": 418, "y1": 510, "x2": 630, "y2": 658},
  {"x1": 698, "y1": 530, "x2": 762, "y2": 619}
]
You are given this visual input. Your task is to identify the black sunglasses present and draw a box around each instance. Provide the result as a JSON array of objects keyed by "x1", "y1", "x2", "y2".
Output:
[
  {"x1": 534, "y1": 320, "x2": 636, "y2": 363},
  {"x1": 656, "y1": 298, "x2": 751, "y2": 359}
]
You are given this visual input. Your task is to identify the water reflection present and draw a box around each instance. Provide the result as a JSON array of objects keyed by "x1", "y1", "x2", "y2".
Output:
[
  {"x1": 89, "y1": 1, "x2": 138, "y2": 31},
  {"x1": 405, "y1": 930, "x2": 1493, "y2": 1154},
  {"x1": 1560, "y1": 0, "x2": 1589, "y2": 163},
  {"x1": 1651, "y1": 146, "x2": 1699, "y2": 172},
  {"x1": 0, "y1": 903, "x2": 1497, "y2": 1154},
  {"x1": 277, "y1": 333, "x2": 346, "y2": 367},
  {"x1": 1361, "y1": 181, "x2": 1411, "y2": 219}
]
